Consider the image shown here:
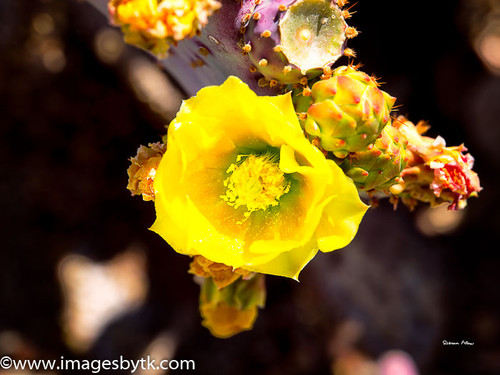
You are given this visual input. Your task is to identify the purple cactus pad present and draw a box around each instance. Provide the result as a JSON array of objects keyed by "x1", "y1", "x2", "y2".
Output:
[{"x1": 241, "y1": 0, "x2": 348, "y2": 84}]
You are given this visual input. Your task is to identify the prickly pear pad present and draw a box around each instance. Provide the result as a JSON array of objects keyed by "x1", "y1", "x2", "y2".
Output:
[
  {"x1": 280, "y1": 0, "x2": 346, "y2": 73},
  {"x1": 242, "y1": 0, "x2": 347, "y2": 84}
]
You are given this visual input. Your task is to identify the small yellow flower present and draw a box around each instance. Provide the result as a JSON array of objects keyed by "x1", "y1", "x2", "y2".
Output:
[
  {"x1": 151, "y1": 76, "x2": 368, "y2": 279},
  {"x1": 199, "y1": 274, "x2": 265, "y2": 338},
  {"x1": 200, "y1": 302, "x2": 258, "y2": 338},
  {"x1": 108, "y1": 0, "x2": 221, "y2": 57}
]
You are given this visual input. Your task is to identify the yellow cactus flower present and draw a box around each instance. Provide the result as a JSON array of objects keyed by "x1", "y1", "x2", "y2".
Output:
[
  {"x1": 151, "y1": 76, "x2": 368, "y2": 279},
  {"x1": 108, "y1": 0, "x2": 221, "y2": 57}
]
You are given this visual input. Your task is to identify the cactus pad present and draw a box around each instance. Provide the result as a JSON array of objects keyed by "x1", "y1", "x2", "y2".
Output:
[{"x1": 241, "y1": 0, "x2": 349, "y2": 84}]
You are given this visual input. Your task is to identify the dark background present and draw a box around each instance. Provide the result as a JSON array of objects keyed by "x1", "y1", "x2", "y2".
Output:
[{"x1": 1, "y1": 0, "x2": 499, "y2": 374}]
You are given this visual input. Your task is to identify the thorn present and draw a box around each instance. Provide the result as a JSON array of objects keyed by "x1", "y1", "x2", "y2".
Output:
[
  {"x1": 208, "y1": 35, "x2": 220, "y2": 45},
  {"x1": 241, "y1": 13, "x2": 251, "y2": 24},
  {"x1": 298, "y1": 112, "x2": 307, "y2": 121},
  {"x1": 282, "y1": 65, "x2": 292, "y2": 75},
  {"x1": 261, "y1": 30, "x2": 271, "y2": 38},
  {"x1": 346, "y1": 26, "x2": 359, "y2": 39},
  {"x1": 258, "y1": 77, "x2": 269, "y2": 87},
  {"x1": 346, "y1": 2, "x2": 358, "y2": 12},
  {"x1": 349, "y1": 62, "x2": 363, "y2": 70},
  {"x1": 342, "y1": 10, "x2": 351, "y2": 19},
  {"x1": 390, "y1": 195, "x2": 400, "y2": 210},
  {"x1": 198, "y1": 47, "x2": 209, "y2": 56},
  {"x1": 370, "y1": 74, "x2": 383, "y2": 86},
  {"x1": 344, "y1": 48, "x2": 356, "y2": 59},
  {"x1": 258, "y1": 58, "x2": 268, "y2": 66},
  {"x1": 273, "y1": 45, "x2": 284, "y2": 53}
]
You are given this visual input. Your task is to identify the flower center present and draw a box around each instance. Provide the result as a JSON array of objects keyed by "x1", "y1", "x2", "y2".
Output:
[{"x1": 221, "y1": 153, "x2": 290, "y2": 219}]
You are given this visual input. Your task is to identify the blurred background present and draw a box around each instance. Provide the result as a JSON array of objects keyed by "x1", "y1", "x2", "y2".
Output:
[{"x1": 0, "y1": 0, "x2": 499, "y2": 374}]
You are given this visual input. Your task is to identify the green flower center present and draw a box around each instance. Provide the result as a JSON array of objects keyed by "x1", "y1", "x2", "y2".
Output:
[{"x1": 221, "y1": 153, "x2": 290, "y2": 220}]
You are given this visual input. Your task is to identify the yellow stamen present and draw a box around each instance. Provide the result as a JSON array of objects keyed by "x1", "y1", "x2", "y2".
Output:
[{"x1": 221, "y1": 153, "x2": 290, "y2": 220}]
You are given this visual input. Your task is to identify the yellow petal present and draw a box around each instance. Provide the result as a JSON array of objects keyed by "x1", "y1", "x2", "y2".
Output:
[
  {"x1": 244, "y1": 237, "x2": 319, "y2": 280},
  {"x1": 315, "y1": 160, "x2": 369, "y2": 252}
]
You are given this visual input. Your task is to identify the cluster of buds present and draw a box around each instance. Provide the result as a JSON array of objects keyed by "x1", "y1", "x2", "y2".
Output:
[
  {"x1": 290, "y1": 63, "x2": 481, "y2": 209},
  {"x1": 108, "y1": 0, "x2": 221, "y2": 57},
  {"x1": 389, "y1": 116, "x2": 482, "y2": 211}
]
